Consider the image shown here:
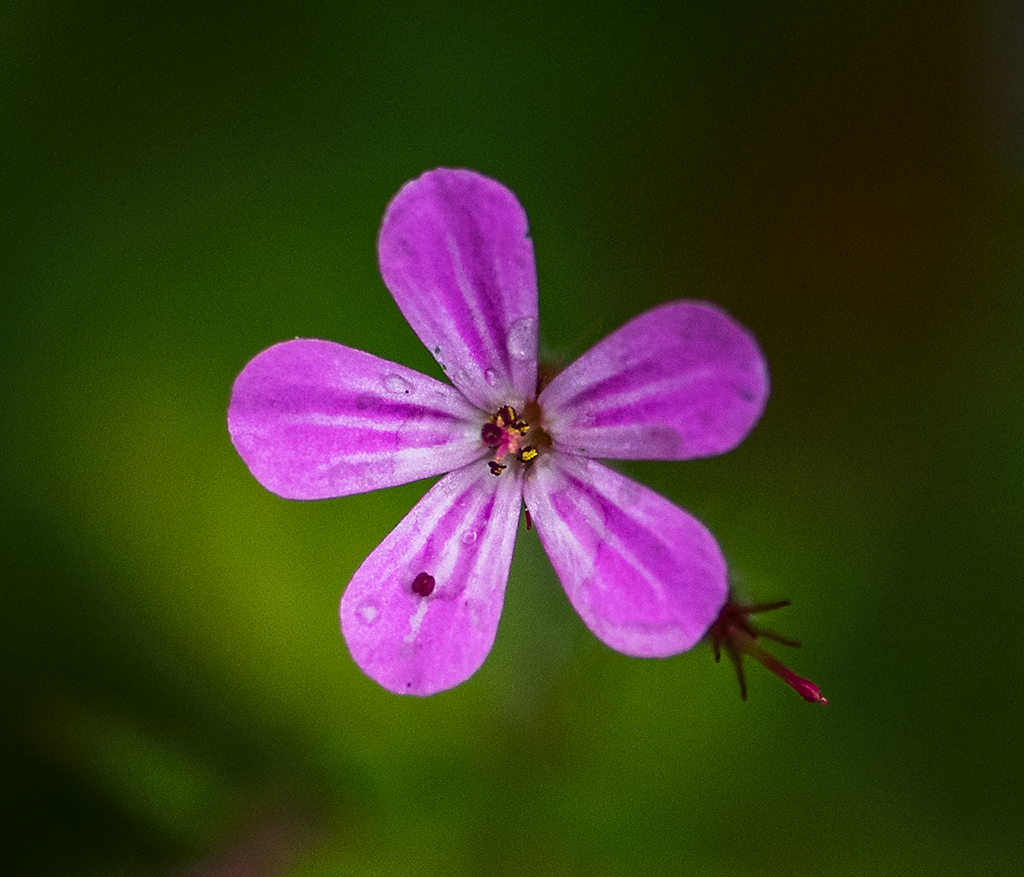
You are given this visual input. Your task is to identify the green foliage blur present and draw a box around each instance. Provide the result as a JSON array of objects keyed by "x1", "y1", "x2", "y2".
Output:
[{"x1": 3, "y1": 2, "x2": 1021, "y2": 875}]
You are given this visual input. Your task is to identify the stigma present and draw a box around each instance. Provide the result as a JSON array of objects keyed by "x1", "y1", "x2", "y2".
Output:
[{"x1": 480, "y1": 403, "x2": 549, "y2": 475}]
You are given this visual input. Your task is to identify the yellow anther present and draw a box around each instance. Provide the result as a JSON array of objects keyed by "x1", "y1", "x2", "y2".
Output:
[{"x1": 496, "y1": 406, "x2": 517, "y2": 427}]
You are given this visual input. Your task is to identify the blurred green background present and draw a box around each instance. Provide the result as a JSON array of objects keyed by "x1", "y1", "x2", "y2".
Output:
[{"x1": 3, "y1": 2, "x2": 1021, "y2": 875}]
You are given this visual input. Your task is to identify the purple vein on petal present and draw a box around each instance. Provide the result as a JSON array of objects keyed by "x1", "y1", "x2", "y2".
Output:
[
  {"x1": 378, "y1": 168, "x2": 539, "y2": 410},
  {"x1": 524, "y1": 454, "x2": 728, "y2": 657},
  {"x1": 228, "y1": 339, "x2": 486, "y2": 499},
  {"x1": 340, "y1": 463, "x2": 523, "y2": 696},
  {"x1": 539, "y1": 300, "x2": 769, "y2": 460}
]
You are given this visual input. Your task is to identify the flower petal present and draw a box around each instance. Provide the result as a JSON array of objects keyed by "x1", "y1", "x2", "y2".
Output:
[
  {"x1": 539, "y1": 301, "x2": 769, "y2": 460},
  {"x1": 340, "y1": 463, "x2": 523, "y2": 695},
  {"x1": 524, "y1": 454, "x2": 727, "y2": 657},
  {"x1": 228, "y1": 339, "x2": 485, "y2": 499},
  {"x1": 378, "y1": 168, "x2": 539, "y2": 411}
]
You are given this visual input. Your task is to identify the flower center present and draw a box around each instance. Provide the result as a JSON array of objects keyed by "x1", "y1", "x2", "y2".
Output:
[{"x1": 480, "y1": 402, "x2": 550, "y2": 476}]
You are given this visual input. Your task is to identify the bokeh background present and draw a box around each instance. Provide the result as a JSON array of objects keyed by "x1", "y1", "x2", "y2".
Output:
[{"x1": 4, "y1": 2, "x2": 1022, "y2": 875}]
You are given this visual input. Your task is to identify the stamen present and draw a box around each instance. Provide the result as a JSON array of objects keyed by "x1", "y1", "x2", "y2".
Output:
[
  {"x1": 481, "y1": 423, "x2": 503, "y2": 446},
  {"x1": 488, "y1": 461, "x2": 507, "y2": 476},
  {"x1": 518, "y1": 446, "x2": 538, "y2": 462},
  {"x1": 497, "y1": 405, "x2": 517, "y2": 426}
]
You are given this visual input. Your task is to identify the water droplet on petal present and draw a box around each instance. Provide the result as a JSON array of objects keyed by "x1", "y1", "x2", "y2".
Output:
[
  {"x1": 507, "y1": 317, "x2": 537, "y2": 361},
  {"x1": 384, "y1": 374, "x2": 412, "y2": 394},
  {"x1": 484, "y1": 368, "x2": 498, "y2": 387},
  {"x1": 452, "y1": 368, "x2": 469, "y2": 387},
  {"x1": 357, "y1": 600, "x2": 381, "y2": 625},
  {"x1": 461, "y1": 529, "x2": 478, "y2": 545}
]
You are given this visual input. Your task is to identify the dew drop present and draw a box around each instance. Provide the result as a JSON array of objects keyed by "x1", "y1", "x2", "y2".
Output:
[
  {"x1": 357, "y1": 600, "x2": 381, "y2": 625},
  {"x1": 507, "y1": 317, "x2": 537, "y2": 360},
  {"x1": 461, "y1": 529, "x2": 478, "y2": 545},
  {"x1": 452, "y1": 368, "x2": 469, "y2": 387},
  {"x1": 383, "y1": 374, "x2": 412, "y2": 395},
  {"x1": 484, "y1": 368, "x2": 498, "y2": 387}
]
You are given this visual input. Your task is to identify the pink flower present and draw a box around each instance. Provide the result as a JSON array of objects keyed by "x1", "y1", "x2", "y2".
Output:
[{"x1": 228, "y1": 169, "x2": 769, "y2": 695}]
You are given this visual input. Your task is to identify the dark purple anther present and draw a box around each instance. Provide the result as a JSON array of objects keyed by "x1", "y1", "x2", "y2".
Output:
[{"x1": 481, "y1": 422, "x2": 503, "y2": 446}]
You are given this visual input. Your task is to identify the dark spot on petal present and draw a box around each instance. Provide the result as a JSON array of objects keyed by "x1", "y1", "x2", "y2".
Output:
[{"x1": 412, "y1": 572, "x2": 435, "y2": 597}]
